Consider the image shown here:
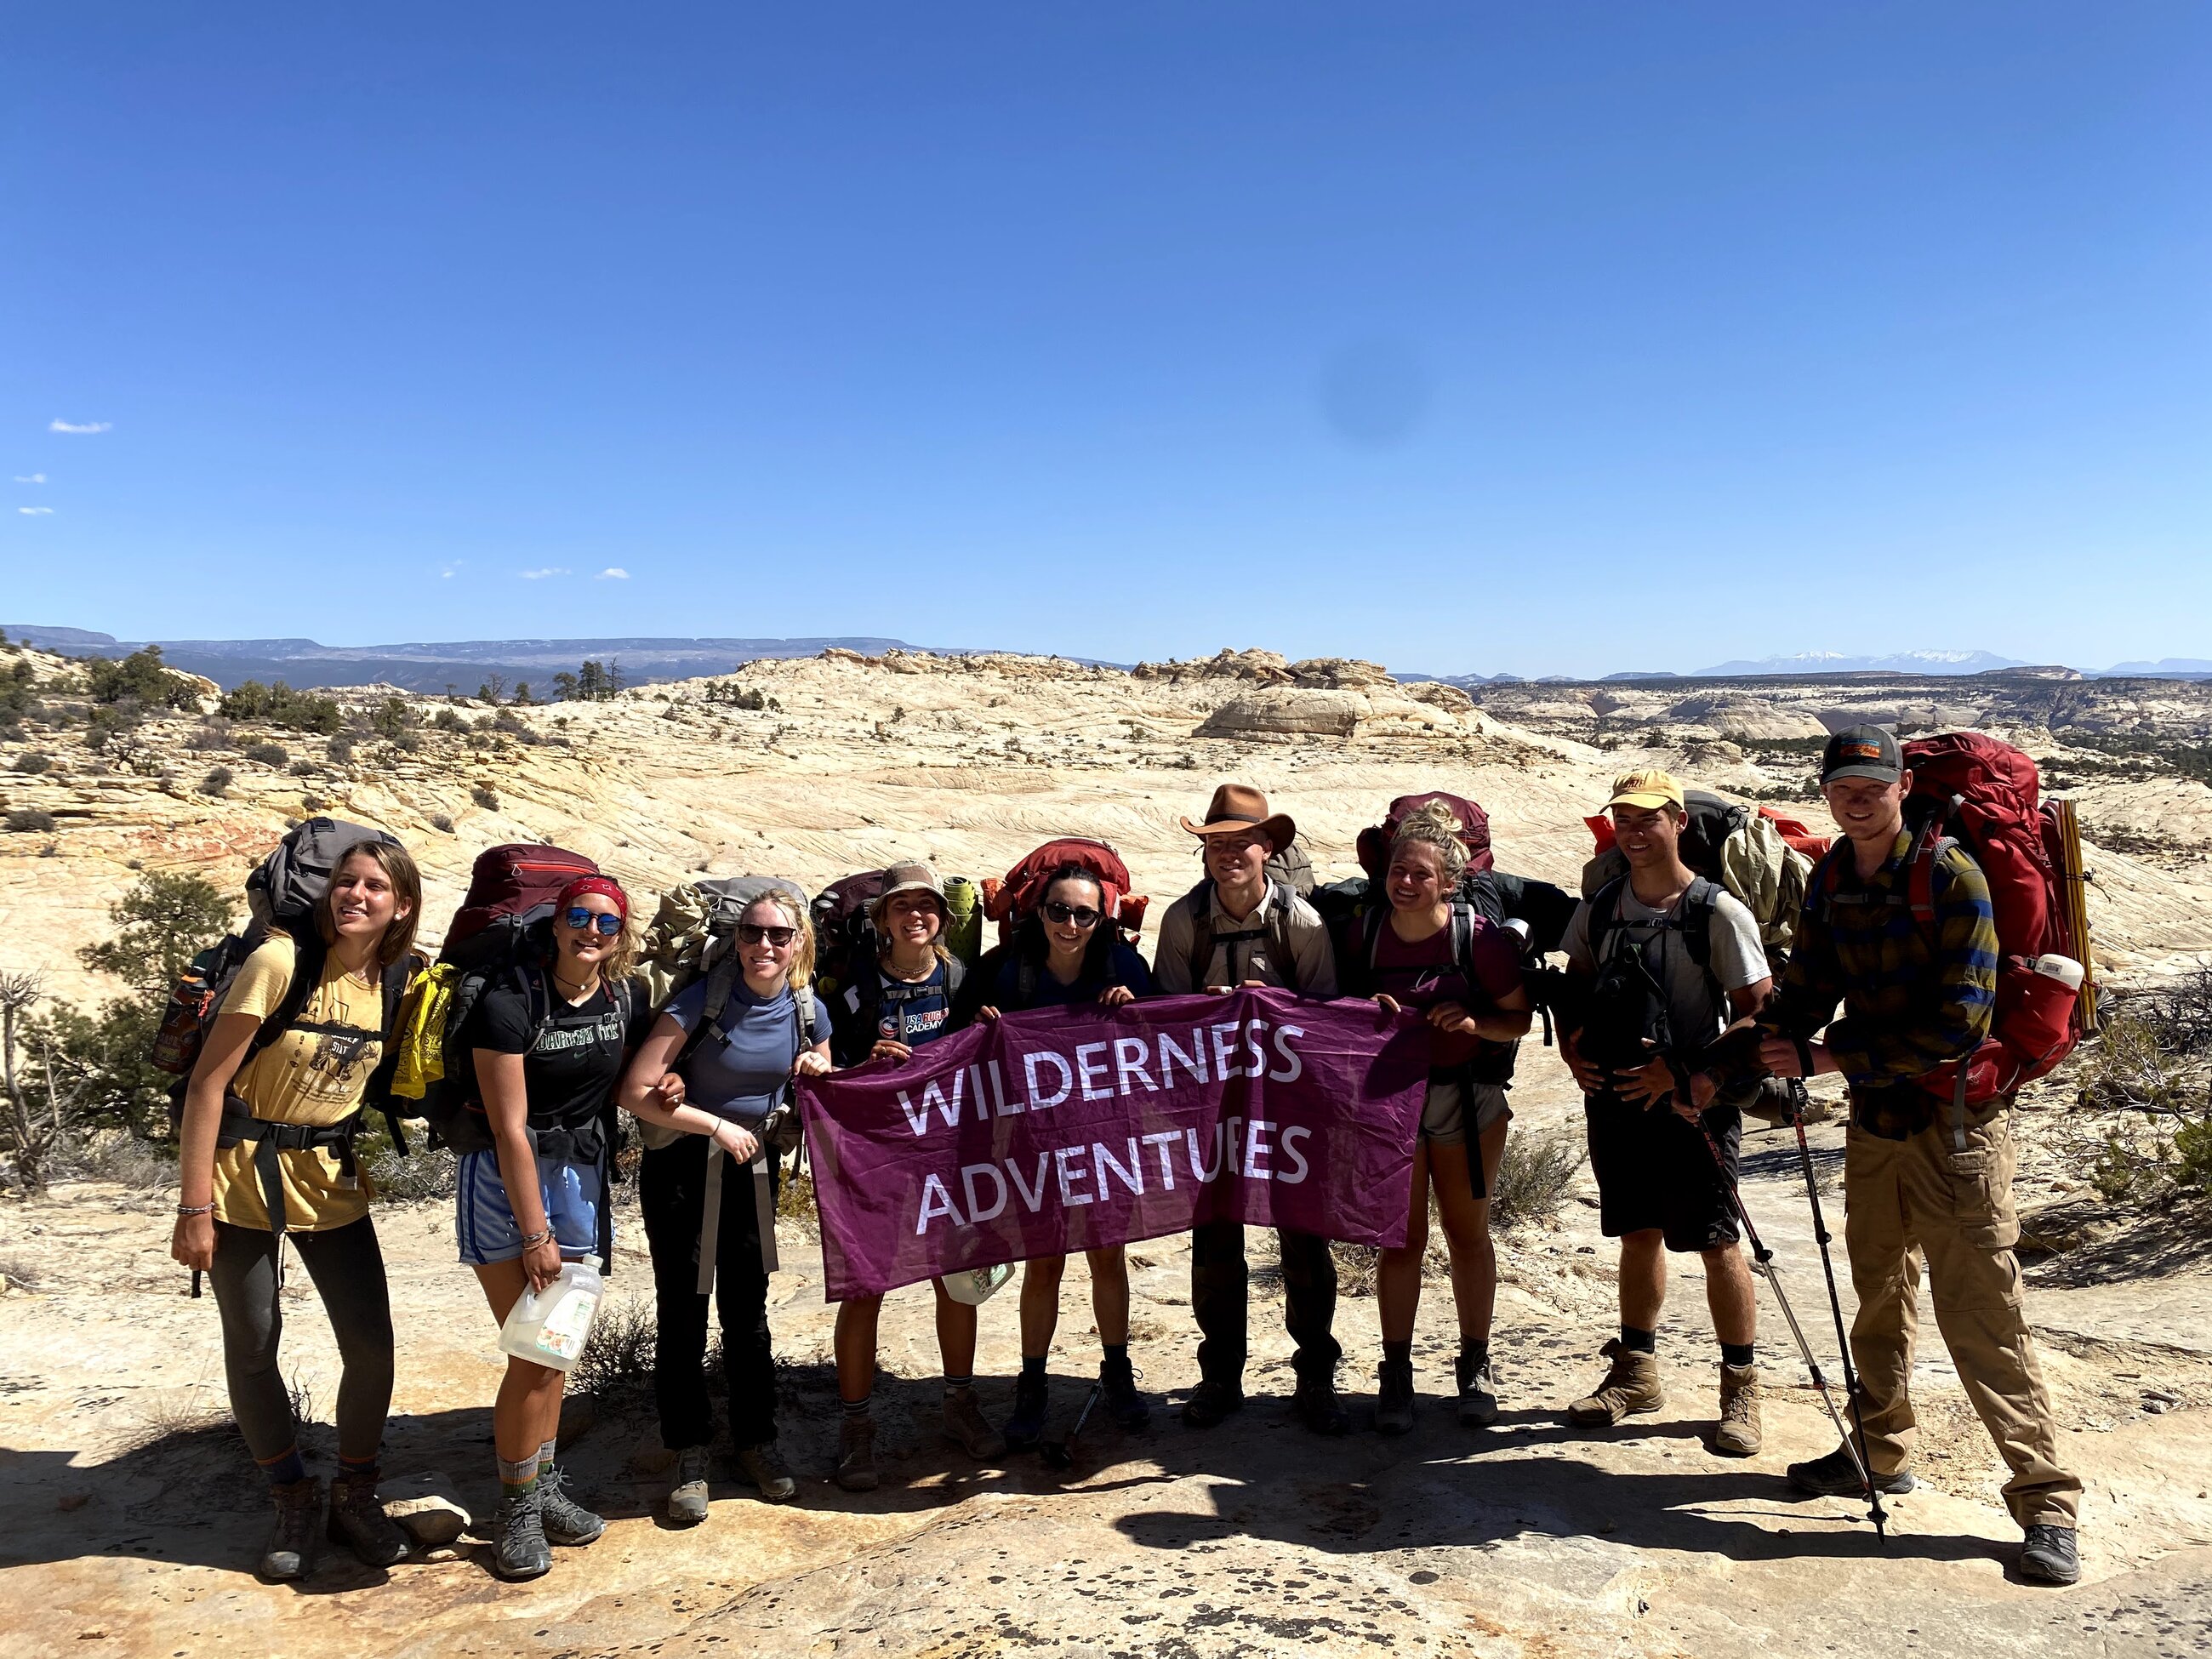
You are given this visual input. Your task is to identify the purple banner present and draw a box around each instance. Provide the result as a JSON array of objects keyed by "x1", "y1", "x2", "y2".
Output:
[{"x1": 798, "y1": 988, "x2": 1432, "y2": 1300}]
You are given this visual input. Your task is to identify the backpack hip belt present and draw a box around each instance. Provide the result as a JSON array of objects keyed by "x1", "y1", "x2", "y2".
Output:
[{"x1": 217, "y1": 1095, "x2": 364, "y2": 1239}]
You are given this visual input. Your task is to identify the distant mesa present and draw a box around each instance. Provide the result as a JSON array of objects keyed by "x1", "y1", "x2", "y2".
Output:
[{"x1": 1696, "y1": 649, "x2": 2028, "y2": 677}]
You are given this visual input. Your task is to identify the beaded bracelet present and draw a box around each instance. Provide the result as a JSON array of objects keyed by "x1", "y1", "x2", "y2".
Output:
[
  {"x1": 175, "y1": 1203, "x2": 214, "y2": 1217},
  {"x1": 520, "y1": 1226, "x2": 555, "y2": 1248}
]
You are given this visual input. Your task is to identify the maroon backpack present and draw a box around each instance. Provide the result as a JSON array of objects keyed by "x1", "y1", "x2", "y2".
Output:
[
  {"x1": 442, "y1": 843, "x2": 601, "y2": 958},
  {"x1": 1355, "y1": 792, "x2": 1493, "y2": 886}
]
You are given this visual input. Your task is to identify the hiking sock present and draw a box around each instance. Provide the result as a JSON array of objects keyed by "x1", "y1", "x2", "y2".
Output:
[
  {"x1": 1102, "y1": 1343, "x2": 1129, "y2": 1369},
  {"x1": 1620, "y1": 1325, "x2": 1657, "y2": 1355},
  {"x1": 841, "y1": 1393, "x2": 874, "y2": 1419},
  {"x1": 498, "y1": 1452, "x2": 541, "y2": 1500},
  {"x1": 336, "y1": 1452, "x2": 380, "y2": 1485},
  {"x1": 942, "y1": 1375, "x2": 972, "y2": 1400},
  {"x1": 1382, "y1": 1339, "x2": 1414, "y2": 1366},
  {"x1": 535, "y1": 1437, "x2": 558, "y2": 1479},
  {"x1": 258, "y1": 1445, "x2": 307, "y2": 1488},
  {"x1": 1720, "y1": 1341, "x2": 1756, "y2": 1370},
  {"x1": 1459, "y1": 1338, "x2": 1491, "y2": 1371},
  {"x1": 1021, "y1": 1354, "x2": 1047, "y2": 1381}
]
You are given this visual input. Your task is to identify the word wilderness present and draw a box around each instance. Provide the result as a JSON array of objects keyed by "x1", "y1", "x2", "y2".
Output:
[{"x1": 799, "y1": 989, "x2": 1433, "y2": 1298}]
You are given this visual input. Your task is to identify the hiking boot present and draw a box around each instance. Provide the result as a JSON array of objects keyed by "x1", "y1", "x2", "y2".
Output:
[
  {"x1": 1005, "y1": 1370, "x2": 1050, "y2": 1451},
  {"x1": 666, "y1": 1444, "x2": 712, "y2": 1525},
  {"x1": 1566, "y1": 1340, "x2": 1664, "y2": 1428},
  {"x1": 1374, "y1": 1357, "x2": 1417, "y2": 1435},
  {"x1": 1455, "y1": 1350, "x2": 1499, "y2": 1428},
  {"x1": 327, "y1": 1468, "x2": 408, "y2": 1566},
  {"x1": 1787, "y1": 1445, "x2": 1917, "y2": 1497},
  {"x1": 537, "y1": 1465, "x2": 605, "y2": 1547},
  {"x1": 1182, "y1": 1377, "x2": 1245, "y2": 1428},
  {"x1": 1100, "y1": 1351, "x2": 1149, "y2": 1430},
  {"x1": 1291, "y1": 1373, "x2": 1351, "y2": 1437},
  {"x1": 942, "y1": 1390, "x2": 1006, "y2": 1460},
  {"x1": 2019, "y1": 1524, "x2": 2081, "y2": 1587},
  {"x1": 259, "y1": 1476, "x2": 322, "y2": 1582},
  {"x1": 491, "y1": 1485, "x2": 551, "y2": 1581},
  {"x1": 835, "y1": 1415, "x2": 879, "y2": 1492},
  {"x1": 1712, "y1": 1363, "x2": 1763, "y2": 1457},
  {"x1": 736, "y1": 1440, "x2": 797, "y2": 1503}
]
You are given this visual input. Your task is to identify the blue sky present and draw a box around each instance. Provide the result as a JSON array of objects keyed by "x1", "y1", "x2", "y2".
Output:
[{"x1": 4, "y1": 3, "x2": 2206, "y2": 677}]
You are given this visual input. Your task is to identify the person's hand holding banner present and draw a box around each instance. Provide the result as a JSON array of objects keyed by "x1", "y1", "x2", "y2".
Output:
[{"x1": 797, "y1": 987, "x2": 1433, "y2": 1300}]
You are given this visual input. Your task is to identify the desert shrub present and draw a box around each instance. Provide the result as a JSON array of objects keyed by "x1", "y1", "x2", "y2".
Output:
[
  {"x1": 198, "y1": 766, "x2": 233, "y2": 797},
  {"x1": 85, "y1": 702, "x2": 140, "y2": 751},
  {"x1": 358, "y1": 1125, "x2": 455, "y2": 1203},
  {"x1": 433, "y1": 708, "x2": 465, "y2": 733},
  {"x1": 85, "y1": 647, "x2": 201, "y2": 710},
  {"x1": 777, "y1": 1165, "x2": 818, "y2": 1235},
  {"x1": 327, "y1": 735, "x2": 355, "y2": 763},
  {"x1": 471, "y1": 784, "x2": 499, "y2": 811},
  {"x1": 390, "y1": 730, "x2": 423, "y2": 754},
  {"x1": 9, "y1": 751, "x2": 51, "y2": 774},
  {"x1": 70, "y1": 1132, "x2": 179, "y2": 1191},
  {"x1": 289, "y1": 759, "x2": 320, "y2": 778},
  {"x1": 242, "y1": 741, "x2": 288, "y2": 767},
  {"x1": 430, "y1": 812, "x2": 455, "y2": 833},
  {"x1": 219, "y1": 680, "x2": 342, "y2": 734},
  {"x1": 571, "y1": 1297, "x2": 658, "y2": 1410},
  {"x1": 1491, "y1": 1128, "x2": 1587, "y2": 1229},
  {"x1": 300, "y1": 793, "x2": 326, "y2": 812},
  {"x1": 6, "y1": 807, "x2": 55, "y2": 833},
  {"x1": 185, "y1": 721, "x2": 234, "y2": 752},
  {"x1": 493, "y1": 709, "x2": 539, "y2": 743},
  {"x1": 368, "y1": 696, "x2": 415, "y2": 739}
]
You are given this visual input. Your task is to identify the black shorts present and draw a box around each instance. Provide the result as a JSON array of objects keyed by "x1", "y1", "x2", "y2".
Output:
[{"x1": 1584, "y1": 1091, "x2": 1742, "y2": 1253}]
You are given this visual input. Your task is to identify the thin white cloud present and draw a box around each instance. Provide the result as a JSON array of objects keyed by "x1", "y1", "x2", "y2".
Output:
[
  {"x1": 595, "y1": 567, "x2": 630, "y2": 580},
  {"x1": 19, "y1": 505, "x2": 54, "y2": 515},
  {"x1": 49, "y1": 419, "x2": 111, "y2": 434},
  {"x1": 14, "y1": 473, "x2": 44, "y2": 483},
  {"x1": 518, "y1": 567, "x2": 570, "y2": 580}
]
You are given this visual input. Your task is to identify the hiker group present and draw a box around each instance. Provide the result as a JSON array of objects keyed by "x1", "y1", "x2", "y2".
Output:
[{"x1": 160, "y1": 724, "x2": 2091, "y2": 1590}]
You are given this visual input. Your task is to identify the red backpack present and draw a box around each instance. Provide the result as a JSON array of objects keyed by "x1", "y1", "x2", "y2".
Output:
[
  {"x1": 984, "y1": 837, "x2": 1149, "y2": 945},
  {"x1": 1817, "y1": 733, "x2": 2088, "y2": 1109},
  {"x1": 1355, "y1": 792, "x2": 1493, "y2": 885},
  {"x1": 443, "y1": 843, "x2": 601, "y2": 958}
]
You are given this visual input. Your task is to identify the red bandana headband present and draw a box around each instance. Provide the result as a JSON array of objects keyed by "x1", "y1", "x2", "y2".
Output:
[{"x1": 556, "y1": 875, "x2": 630, "y2": 920}]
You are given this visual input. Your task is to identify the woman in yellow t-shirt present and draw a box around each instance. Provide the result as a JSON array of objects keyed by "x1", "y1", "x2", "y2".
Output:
[{"x1": 170, "y1": 838, "x2": 421, "y2": 1582}]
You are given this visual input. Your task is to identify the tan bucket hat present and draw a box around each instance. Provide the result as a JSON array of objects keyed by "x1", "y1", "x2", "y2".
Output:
[
  {"x1": 1178, "y1": 784, "x2": 1295, "y2": 853},
  {"x1": 869, "y1": 859, "x2": 946, "y2": 922}
]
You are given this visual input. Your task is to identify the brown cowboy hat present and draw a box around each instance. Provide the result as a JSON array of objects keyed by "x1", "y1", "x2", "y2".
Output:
[{"x1": 1179, "y1": 783, "x2": 1295, "y2": 853}]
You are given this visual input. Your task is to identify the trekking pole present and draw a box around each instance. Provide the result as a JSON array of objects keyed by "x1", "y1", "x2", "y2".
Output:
[
  {"x1": 1782, "y1": 1092, "x2": 1889, "y2": 1538},
  {"x1": 1039, "y1": 1381, "x2": 1105, "y2": 1473},
  {"x1": 1685, "y1": 1108, "x2": 1888, "y2": 1538}
]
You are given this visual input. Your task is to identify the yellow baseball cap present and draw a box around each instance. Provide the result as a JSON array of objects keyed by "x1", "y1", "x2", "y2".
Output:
[{"x1": 1606, "y1": 767, "x2": 1685, "y2": 812}]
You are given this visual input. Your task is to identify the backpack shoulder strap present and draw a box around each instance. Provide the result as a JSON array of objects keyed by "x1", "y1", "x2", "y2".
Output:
[
  {"x1": 1587, "y1": 876, "x2": 1628, "y2": 964},
  {"x1": 1907, "y1": 823, "x2": 1953, "y2": 952},
  {"x1": 1679, "y1": 876, "x2": 1720, "y2": 972},
  {"x1": 1265, "y1": 881, "x2": 1296, "y2": 978},
  {"x1": 943, "y1": 955, "x2": 966, "y2": 996},
  {"x1": 245, "y1": 928, "x2": 330, "y2": 1064},
  {"x1": 1180, "y1": 878, "x2": 1217, "y2": 986},
  {"x1": 1448, "y1": 899, "x2": 1477, "y2": 989},
  {"x1": 1016, "y1": 952, "x2": 1040, "y2": 1006}
]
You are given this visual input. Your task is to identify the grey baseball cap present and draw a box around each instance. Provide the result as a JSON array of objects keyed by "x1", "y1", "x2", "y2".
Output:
[{"x1": 1821, "y1": 725, "x2": 1903, "y2": 785}]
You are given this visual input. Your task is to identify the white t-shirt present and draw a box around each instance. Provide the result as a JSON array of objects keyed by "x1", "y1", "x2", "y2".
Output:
[{"x1": 1562, "y1": 880, "x2": 1770, "y2": 1046}]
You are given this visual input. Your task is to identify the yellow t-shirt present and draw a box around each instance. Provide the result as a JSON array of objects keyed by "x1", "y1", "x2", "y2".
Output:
[{"x1": 208, "y1": 935, "x2": 386, "y2": 1232}]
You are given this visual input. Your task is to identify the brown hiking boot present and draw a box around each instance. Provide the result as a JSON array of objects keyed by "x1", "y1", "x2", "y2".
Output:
[
  {"x1": 1713, "y1": 1362, "x2": 1763, "y2": 1456},
  {"x1": 942, "y1": 1390, "x2": 1006, "y2": 1461},
  {"x1": 834, "y1": 1416, "x2": 879, "y2": 1492},
  {"x1": 1566, "y1": 1339, "x2": 1664, "y2": 1427}
]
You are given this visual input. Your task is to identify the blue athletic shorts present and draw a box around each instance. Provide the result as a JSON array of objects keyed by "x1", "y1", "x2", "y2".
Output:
[{"x1": 456, "y1": 1149, "x2": 602, "y2": 1266}]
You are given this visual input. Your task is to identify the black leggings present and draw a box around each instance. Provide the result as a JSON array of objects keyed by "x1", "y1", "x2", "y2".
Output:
[
  {"x1": 639, "y1": 1137, "x2": 778, "y2": 1450},
  {"x1": 209, "y1": 1217, "x2": 395, "y2": 1464}
]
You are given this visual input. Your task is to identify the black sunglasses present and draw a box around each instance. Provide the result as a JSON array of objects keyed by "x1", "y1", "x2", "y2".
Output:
[
  {"x1": 1042, "y1": 900, "x2": 1102, "y2": 927},
  {"x1": 562, "y1": 908, "x2": 624, "y2": 936},
  {"x1": 737, "y1": 922, "x2": 799, "y2": 948}
]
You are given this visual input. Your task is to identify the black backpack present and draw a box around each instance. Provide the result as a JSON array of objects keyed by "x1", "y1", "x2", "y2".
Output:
[
  {"x1": 1576, "y1": 875, "x2": 1724, "y2": 1075},
  {"x1": 830, "y1": 951, "x2": 967, "y2": 1066}
]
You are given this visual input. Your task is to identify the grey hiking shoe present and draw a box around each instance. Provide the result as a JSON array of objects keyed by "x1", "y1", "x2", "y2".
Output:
[
  {"x1": 1100, "y1": 1351, "x2": 1149, "y2": 1430},
  {"x1": 666, "y1": 1444, "x2": 712, "y2": 1525},
  {"x1": 1181, "y1": 1377, "x2": 1244, "y2": 1428},
  {"x1": 538, "y1": 1465, "x2": 605, "y2": 1546},
  {"x1": 942, "y1": 1390, "x2": 1006, "y2": 1460},
  {"x1": 259, "y1": 1476, "x2": 322, "y2": 1582},
  {"x1": 1374, "y1": 1357, "x2": 1416, "y2": 1436},
  {"x1": 491, "y1": 1485, "x2": 551, "y2": 1581},
  {"x1": 1566, "y1": 1340, "x2": 1664, "y2": 1428},
  {"x1": 1787, "y1": 1445, "x2": 1916, "y2": 1497},
  {"x1": 1292, "y1": 1373, "x2": 1350, "y2": 1436},
  {"x1": 736, "y1": 1440, "x2": 797, "y2": 1502},
  {"x1": 834, "y1": 1415, "x2": 879, "y2": 1492},
  {"x1": 1455, "y1": 1350, "x2": 1499, "y2": 1427},
  {"x1": 2019, "y1": 1524, "x2": 2080, "y2": 1587},
  {"x1": 327, "y1": 1469, "x2": 408, "y2": 1566}
]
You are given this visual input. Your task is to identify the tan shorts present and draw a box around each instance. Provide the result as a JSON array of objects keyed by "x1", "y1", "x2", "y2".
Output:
[{"x1": 1421, "y1": 1080, "x2": 1512, "y2": 1148}]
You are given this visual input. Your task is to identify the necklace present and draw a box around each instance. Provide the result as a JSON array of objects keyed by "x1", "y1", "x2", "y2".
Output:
[{"x1": 551, "y1": 966, "x2": 596, "y2": 1002}]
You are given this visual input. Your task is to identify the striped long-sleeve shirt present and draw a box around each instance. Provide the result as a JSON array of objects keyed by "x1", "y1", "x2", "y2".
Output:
[{"x1": 1764, "y1": 828, "x2": 1999, "y2": 1138}]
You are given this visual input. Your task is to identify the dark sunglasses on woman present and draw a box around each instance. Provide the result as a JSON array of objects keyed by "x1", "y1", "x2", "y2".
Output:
[
  {"x1": 563, "y1": 908, "x2": 624, "y2": 936},
  {"x1": 1041, "y1": 900, "x2": 1102, "y2": 927},
  {"x1": 737, "y1": 922, "x2": 799, "y2": 948}
]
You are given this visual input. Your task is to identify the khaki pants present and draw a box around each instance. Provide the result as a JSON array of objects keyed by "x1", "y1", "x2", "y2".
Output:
[{"x1": 1843, "y1": 1108, "x2": 2081, "y2": 1529}]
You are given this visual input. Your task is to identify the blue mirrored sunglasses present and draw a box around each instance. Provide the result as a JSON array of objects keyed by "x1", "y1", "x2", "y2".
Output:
[{"x1": 563, "y1": 908, "x2": 624, "y2": 936}]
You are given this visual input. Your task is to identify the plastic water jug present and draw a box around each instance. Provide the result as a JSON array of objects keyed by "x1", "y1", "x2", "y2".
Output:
[{"x1": 499, "y1": 1253, "x2": 603, "y2": 1371}]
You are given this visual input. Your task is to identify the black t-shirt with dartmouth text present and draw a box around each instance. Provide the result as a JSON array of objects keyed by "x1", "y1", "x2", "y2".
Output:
[{"x1": 465, "y1": 965, "x2": 627, "y2": 1137}]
